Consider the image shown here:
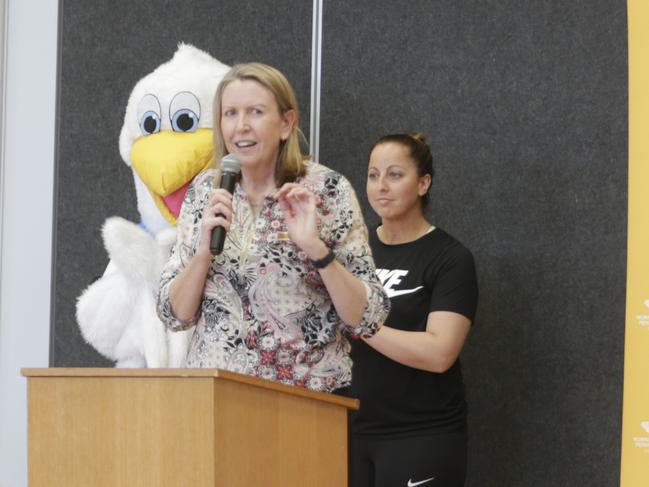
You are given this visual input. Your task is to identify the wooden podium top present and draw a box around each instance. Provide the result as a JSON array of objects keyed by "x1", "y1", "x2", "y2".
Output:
[{"x1": 22, "y1": 367, "x2": 359, "y2": 410}]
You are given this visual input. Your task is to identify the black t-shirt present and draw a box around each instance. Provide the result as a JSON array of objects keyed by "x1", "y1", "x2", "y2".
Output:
[{"x1": 350, "y1": 227, "x2": 478, "y2": 437}]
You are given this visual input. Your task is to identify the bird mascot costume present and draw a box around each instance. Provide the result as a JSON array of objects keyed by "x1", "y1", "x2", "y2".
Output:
[{"x1": 76, "y1": 44, "x2": 230, "y2": 367}]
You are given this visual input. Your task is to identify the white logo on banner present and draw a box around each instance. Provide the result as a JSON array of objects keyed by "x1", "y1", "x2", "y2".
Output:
[
  {"x1": 635, "y1": 298, "x2": 649, "y2": 329},
  {"x1": 633, "y1": 421, "x2": 649, "y2": 454}
]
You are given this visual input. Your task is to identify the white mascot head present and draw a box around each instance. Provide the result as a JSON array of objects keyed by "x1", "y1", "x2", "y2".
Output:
[{"x1": 119, "y1": 43, "x2": 230, "y2": 235}]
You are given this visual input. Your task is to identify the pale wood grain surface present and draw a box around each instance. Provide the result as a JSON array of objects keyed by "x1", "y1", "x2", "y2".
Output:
[{"x1": 22, "y1": 368, "x2": 355, "y2": 486}]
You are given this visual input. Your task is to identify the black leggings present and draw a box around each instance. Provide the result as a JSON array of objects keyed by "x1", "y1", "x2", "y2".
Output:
[{"x1": 349, "y1": 431, "x2": 467, "y2": 487}]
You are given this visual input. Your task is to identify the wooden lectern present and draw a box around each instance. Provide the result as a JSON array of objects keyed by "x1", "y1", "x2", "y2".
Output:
[{"x1": 21, "y1": 368, "x2": 358, "y2": 487}]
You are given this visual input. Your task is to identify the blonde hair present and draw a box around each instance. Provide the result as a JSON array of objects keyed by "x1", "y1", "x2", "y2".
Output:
[{"x1": 212, "y1": 63, "x2": 306, "y2": 184}]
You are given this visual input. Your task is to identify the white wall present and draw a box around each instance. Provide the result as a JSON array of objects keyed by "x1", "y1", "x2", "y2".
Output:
[{"x1": 0, "y1": 1, "x2": 58, "y2": 486}]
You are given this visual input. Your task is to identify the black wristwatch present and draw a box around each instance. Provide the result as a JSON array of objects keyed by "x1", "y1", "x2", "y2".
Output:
[{"x1": 310, "y1": 247, "x2": 336, "y2": 269}]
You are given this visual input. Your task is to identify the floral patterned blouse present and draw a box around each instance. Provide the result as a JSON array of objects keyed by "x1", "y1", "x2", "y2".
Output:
[{"x1": 156, "y1": 161, "x2": 389, "y2": 392}]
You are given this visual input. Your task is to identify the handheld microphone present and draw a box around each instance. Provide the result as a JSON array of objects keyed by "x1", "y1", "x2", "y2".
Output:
[{"x1": 210, "y1": 154, "x2": 241, "y2": 255}]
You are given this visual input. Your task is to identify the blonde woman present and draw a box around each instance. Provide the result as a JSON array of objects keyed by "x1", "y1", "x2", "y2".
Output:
[{"x1": 156, "y1": 63, "x2": 389, "y2": 393}]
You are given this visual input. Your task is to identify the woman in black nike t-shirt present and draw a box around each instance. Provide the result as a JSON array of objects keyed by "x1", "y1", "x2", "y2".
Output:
[{"x1": 349, "y1": 133, "x2": 478, "y2": 487}]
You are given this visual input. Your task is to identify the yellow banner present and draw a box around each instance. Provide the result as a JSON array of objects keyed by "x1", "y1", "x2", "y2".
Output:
[{"x1": 622, "y1": 2, "x2": 649, "y2": 486}]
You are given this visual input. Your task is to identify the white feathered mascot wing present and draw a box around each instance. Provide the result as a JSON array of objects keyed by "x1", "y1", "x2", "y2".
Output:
[{"x1": 76, "y1": 44, "x2": 230, "y2": 367}]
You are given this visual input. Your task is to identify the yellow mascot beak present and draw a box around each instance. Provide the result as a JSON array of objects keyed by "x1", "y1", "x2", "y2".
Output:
[{"x1": 130, "y1": 128, "x2": 213, "y2": 225}]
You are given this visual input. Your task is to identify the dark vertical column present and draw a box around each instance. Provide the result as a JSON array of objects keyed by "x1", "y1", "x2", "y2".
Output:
[
  {"x1": 320, "y1": 1, "x2": 627, "y2": 486},
  {"x1": 52, "y1": 0, "x2": 313, "y2": 366}
]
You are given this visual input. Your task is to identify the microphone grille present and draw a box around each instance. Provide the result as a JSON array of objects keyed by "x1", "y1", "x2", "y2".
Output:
[{"x1": 221, "y1": 154, "x2": 241, "y2": 174}]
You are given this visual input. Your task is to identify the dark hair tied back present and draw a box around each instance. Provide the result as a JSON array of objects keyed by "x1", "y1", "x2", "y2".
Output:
[{"x1": 408, "y1": 132, "x2": 427, "y2": 145}]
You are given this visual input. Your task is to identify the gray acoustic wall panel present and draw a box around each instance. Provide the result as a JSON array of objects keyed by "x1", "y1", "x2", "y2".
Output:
[
  {"x1": 320, "y1": 1, "x2": 627, "y2": 486},
  {"x1": 53, "y1": 0, "x2": 313, "y2": 366}
]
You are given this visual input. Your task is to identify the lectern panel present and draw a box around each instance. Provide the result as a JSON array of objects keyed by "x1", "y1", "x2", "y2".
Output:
[
  {"x1": 27, "y1": 376, "x2": 215, "y2": 487},
  {"x1": 23, "y1": 369, "x2": 354, "y2": 487}
]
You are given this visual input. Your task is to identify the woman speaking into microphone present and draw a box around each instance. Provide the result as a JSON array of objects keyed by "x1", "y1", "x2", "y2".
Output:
[{"x1": 156, "y1": 63, "x2": 389, "y2": 393}]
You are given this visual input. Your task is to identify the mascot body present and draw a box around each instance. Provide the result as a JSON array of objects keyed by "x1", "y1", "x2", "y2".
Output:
[{"x1": 77, "y1": 44, "x2": 230, "y2": 367}]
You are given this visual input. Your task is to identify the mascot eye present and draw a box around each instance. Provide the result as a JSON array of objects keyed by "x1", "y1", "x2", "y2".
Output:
[
  {"x1": 169, "y1": 91, "x2": 201, "y2": 133},
  {"x1": 136, "y1": 94, "x2": 162, "y2": 135},
  {"x1": 171, "y1": 109, "x2": 199, "y2": 132},
  {"x1": 140, "y1": 111, "x2": 161, "y2": 134}
]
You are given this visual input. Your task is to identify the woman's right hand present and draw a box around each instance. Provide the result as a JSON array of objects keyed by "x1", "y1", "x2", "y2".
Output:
[
  {"x1": 198, "y1": 188, "x2": 234, "y2": 254},
  {"x1": 168, "y1": 188, "x2": 234, "y2": 323}
]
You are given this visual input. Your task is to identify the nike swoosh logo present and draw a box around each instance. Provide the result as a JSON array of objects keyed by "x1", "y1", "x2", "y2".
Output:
[
  {"x1": 386, "y1": 286, "x2": 423, "y2": 298},
  {"x1": 407, "y1": 478, "x2": 435, "y2": 487}
]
